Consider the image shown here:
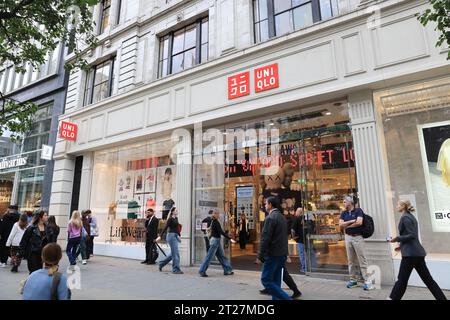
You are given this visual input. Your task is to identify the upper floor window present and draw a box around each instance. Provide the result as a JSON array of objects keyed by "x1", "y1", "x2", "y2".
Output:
[
  {"x1": 22, "y1": 103, "x2": 53, "y2": 153},
  {"x1": 253, "y1": 0, "x2": 339, "y2": 43},
  {"x1": 158, "y1": 17, "x2": 209, "y2": 78},
  {"x1": 83, "y1": 57, "x2": 116, "y2": 106},
  {"x1": 100, "y1": 0, "x2": 112, "y2": 34}
]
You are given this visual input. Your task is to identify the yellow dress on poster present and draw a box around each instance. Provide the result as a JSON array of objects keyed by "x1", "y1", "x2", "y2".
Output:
[{"x1": 437, "y1": 138, "x2": 450, "y2": 186}]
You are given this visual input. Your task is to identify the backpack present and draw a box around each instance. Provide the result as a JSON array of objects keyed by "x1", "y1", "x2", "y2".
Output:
[{"x1": 361, "y1": 213, "x2": 375, "y2": 238}]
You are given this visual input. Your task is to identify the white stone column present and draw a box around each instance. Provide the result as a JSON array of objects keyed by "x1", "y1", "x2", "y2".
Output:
[
  {"x1": 49, "y1": 156, "x2": 76, "y2": 248},
  {"x1": 78, "y1": 152, "x2": 94, "y2": 211},
  {"x1": 348, "y1": 90, "x2": 395, "y2": 285},
  {"x1": 173, "y1": 129, "x2": 193, "y2": 267},
  {"x1": 217, "y1": 0, "x2": 237, "y2": 55}
]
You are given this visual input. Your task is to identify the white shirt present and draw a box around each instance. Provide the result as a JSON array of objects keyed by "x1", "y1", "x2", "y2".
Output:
[{"x1": 6, "y1": 222, "x2": 26, "y2": 247}]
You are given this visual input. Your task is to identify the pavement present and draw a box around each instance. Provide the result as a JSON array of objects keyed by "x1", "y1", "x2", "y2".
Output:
[{"x1": 0, "y1": 255, "x2": 448, "y2": 300}]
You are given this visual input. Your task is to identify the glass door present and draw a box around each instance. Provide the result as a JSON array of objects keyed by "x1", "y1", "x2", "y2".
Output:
[{"x1": 298, "y1": 126, "x2": 356, "y2": 274}]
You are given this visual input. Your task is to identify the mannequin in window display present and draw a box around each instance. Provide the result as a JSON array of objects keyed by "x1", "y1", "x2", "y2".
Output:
[
  {"x1": 238, "y1": 212, "x2": 249, "y2": 250},
  {"x1": 437, "y1": 138, "x2": 450, "y2": 186},
  {"x1": 161, "y1": 167, "x2": 174, "y2": 220}
]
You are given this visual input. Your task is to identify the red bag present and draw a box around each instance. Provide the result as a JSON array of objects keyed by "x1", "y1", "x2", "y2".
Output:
[{"x1": 177, "y1": 223, "x2": 182, "y2": 235}]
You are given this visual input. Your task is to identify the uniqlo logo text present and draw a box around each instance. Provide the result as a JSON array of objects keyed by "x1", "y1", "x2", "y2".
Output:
[
  {"x1": 254, "y1": 63, "x2": 279, "y2": 93},
  {"x1": 228, "y1": 72, "x2": 250, "y2": 99}
]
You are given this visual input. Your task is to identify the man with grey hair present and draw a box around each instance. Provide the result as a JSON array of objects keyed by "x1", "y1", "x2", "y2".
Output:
[{"x1": 339, "y1": 196, "x2": 374, "y2": 290}]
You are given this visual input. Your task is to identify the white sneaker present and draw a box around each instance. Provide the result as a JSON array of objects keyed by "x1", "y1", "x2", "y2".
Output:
[{"x1": 82, "y1": 260, "x2": 87, "y2": 265}]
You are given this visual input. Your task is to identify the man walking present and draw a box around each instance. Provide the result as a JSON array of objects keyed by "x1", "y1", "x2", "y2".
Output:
[
  {"x1": 339, "y1": 196, "x2": 374, "y2": 290},
  {"x1": 142, "y1": 209, "x2": 159, "y2": 265},
  {"x1": 256, "y1": 196, "x2": 291, "y2": 300},
  {"x1": 201, "y1": 210, "x2": 213, "y2": 253}
]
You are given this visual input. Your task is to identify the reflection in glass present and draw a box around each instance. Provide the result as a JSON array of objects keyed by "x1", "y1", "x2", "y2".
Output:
[
  {"x1": 293, "y1": 4, "x2": 313, "y2": 30},
  {"x1": 275, "y1": 11, "x2": 292, "y2": 36}
]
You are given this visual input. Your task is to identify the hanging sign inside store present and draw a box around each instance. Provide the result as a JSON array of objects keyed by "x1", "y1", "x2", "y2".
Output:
[
  {"x1": 59, "y1": 121, "x2": 78, "y2": 141},
  {"x1": 0, "y1": 156, "x2": 27, "y2": 170},
  {"x1": 254, "y1": 63, "x2": 279, "y2": 92},
  {"x1": 227, "y1": 63, "x2": 279, "y2": 100},
  {"x1": 41, "y1": 144, "x2": 53, "y2": 161},
  {"x1": 228, "y1": 71, "x2": 250, "y2": 99}
]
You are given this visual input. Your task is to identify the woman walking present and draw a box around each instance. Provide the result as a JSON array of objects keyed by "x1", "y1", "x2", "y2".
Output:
[
  {"x1": 238, "y1": 213, "x2": 249, "y2": 250},
  {"x1": 199, "y1": 210, "x2": 235, "y2": 277},
  {"x1": 388, "y1": 200, "x2": 447, "y2": 300},
  {"x1": 6, "y1": 213, "x2": 28, "y2": 272},
  {"x1": 156, "y1": 207, "x2": 183, "y2": 274},
  {"x1": 47, "y1": 216, "x2": 60, "y2": 243},
  {"x1": 19, "y1": 210, "x2": 55, "y2": 274},
  {"x1": 23, "y1": 243, "x2": 71, "y2": 300},
  {"x1": 87, "y1": 210, "x2": 98, "y2": 256},
  {"x1": 66, "y1": 211, "x2": 82, "y2": 266}
]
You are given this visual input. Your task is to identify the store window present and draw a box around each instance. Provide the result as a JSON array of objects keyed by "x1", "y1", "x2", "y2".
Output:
[
  {"x1": 376, "y1": 77, "x2": 450, "y2": 256},
  {"x1": 100, "y1": 0, "x2": 112, "y2": 34},
  {"x1": 83, "y1": 57, "x2": 116, "y2": 106},
  {"x1": 90, "y1": 138, "x2": 177, "y2": 246},
  {"x1": 158, "y1": 17, "x2": 209, "y2": 78},
  {"x1": 193, "y1": 100, "x2": 356, "y2": 274},
  {"x1": 16, "y1": 167, "x2": 45, "y2": 211},
  {"x1": 253, "y1": 0, "x2": 339, "y2": 43}
]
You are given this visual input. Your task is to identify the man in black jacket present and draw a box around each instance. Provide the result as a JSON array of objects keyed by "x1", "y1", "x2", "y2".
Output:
[
  {"x1": 142, "y1": 209, "x2": 159, "y2": 265},
  {"x1": 0, "y1": 205, "x2": 20, "y2": 266},
  {"x1": 256, "y1": 196, "x2": 291, "y2": 300}
]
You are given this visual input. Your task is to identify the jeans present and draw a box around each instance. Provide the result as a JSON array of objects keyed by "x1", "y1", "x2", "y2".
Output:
[
  {"x1": 345, "y1": 234, "x2": 369, "y2": 282},
  {"x1": 159, "y1": 233, "x2": 181, "y2": 272},
  {"x1": 77, "y1": 236, "x2": 88, "y2": 260},
  {"x1": 297, "y1": 242, "x2": 318, "y2": 272},
  {"x1": 261, "y1": 256, "x2": 292, "y2": 300},
  {"x1": 390, "y1": 257, "x2": 447, "y2": 300},
  {"x1": 66, "y1": 236, "x2": 81, "y2": 265},
  {"x1": 199, "y1": 237, "x2": 233, "y2": 274}
]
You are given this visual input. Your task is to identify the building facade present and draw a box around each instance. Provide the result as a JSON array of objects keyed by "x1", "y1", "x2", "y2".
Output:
[
  {"x1": 52, "y1": 0, "x2": 450, "y2": 288},
  {"x1": 0, "y1": 44, "x2": 68, "y2": 213}
]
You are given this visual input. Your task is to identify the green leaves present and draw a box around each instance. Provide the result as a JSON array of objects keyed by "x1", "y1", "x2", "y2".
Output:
[
  {"x1": 0, "y1": 99, "x2": 38, "y2": 143},
  {"x1": 419, "y1": 0, "x2": 450, "y2": 60}
]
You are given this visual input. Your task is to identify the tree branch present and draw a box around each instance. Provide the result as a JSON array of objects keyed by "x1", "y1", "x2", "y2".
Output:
[{"x1": 0, "y1": 0, "x2": 36, "y2": 20}]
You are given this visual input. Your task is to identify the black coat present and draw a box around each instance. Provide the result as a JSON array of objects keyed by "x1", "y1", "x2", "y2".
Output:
[
  {"x1": 258, "y1": 208, "x2": 288, "y2": 259},
  {"x1": 19, "y1": 224, "x2": 55, "y2": 258},
  {"x1": 145, "y1": 216, "x2": 159, "y2": 241},
  {"x1": 395, "y1": 212, "x2": 426, "y2": 257},
  {"x1": 0, "y1": 211, "x2": 20, "y2": 244}
]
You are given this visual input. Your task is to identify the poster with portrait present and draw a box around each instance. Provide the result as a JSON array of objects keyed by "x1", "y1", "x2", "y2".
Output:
[
  {"x1": 156, "y1": 165, "x2": 176, "y2": 219},
  {"x1": 133, "y1": 169, "x2": 145, "y2": 194},
  {"x1": 144, "y1": 167, "x2": 156, "y2": 193},
  {"x1": 144, "y1": 193, "x2": 157, "y2": 213},
  {"x1": 115, "y1": 171, "x2": 133, "y2": 219},
  {"x1": 419, "y1": 121, "x2": 450, "y2": 232}
]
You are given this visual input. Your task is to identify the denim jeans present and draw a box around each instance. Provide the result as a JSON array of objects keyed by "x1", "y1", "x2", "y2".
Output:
[
  {"x1": 297, "y1": 242, "x2": 317, "y2": 272},
  {"x1": 159, "y1": 233, "x2": 181, "y2": 272},
  {"x1": 261, "y1": 256, "x2": 292, "y2": 300},
  {"x1": 199, "y1": 237, "x2": 233, "y2": 274},
  {"x1": 66, "y1": 237, "x2": 81, "y2": 265}
]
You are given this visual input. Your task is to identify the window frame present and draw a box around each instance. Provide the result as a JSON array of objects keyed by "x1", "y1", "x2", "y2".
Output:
[
  {"x1": 84, "y1": 57, "x2": 116, "y2": 106},
  {"x1": 158, "y1": 17, "x2": 209, "y2": 78},
  {"x1": 100, "y1": 0, "x2": 112, "y2": 34}
]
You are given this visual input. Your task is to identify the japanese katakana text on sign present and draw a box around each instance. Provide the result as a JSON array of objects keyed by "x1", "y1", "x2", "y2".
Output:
[{"x1": 228, "y1": 71, "x2": 250, "y2": 99}]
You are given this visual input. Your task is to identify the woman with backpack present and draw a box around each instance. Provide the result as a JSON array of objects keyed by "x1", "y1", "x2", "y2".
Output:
[
  {"x1": 388, "y1": 200, "x2": 447, "y2": 300},
  {"x1": 19, "y1": 210, "x2": 55, "y2": 274},
  {"x1": 23, "y1": 243, "x2": 71, "y2": 300},
  {"x1": 156, "y1": 207, "x2": 183, "y2": 274},
  {"x1": 66, "y1": 211, "x2": 82, "y2": 266},
  {"x1": 6, "y1": 213, "x2": 28, "y2": 272}
]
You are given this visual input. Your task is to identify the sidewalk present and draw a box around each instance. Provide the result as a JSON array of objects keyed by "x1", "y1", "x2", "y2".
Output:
[{"x1": 0, "y1": 255, "x2": 447, "y2": 300}]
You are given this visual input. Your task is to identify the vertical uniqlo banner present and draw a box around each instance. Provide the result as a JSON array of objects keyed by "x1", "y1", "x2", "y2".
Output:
[
  {"x1": 228, "y1": 71, "x2": 250, "y2": 99},
  {"x1": 59, "y1": 121, "x2": 78, "y2": 141},
  {"x1": 254, "y1": 63, "x2": 279, "y2": 93}
]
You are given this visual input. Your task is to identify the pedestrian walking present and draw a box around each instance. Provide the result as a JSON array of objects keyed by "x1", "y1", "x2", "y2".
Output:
[
  {"x1": 388, "y1": 200, "x2": 447, "y2": 300},
  {"x1": 66, "y1": 211, "x2": 82, "y2": 266},
  {"x1": 199, "y1": 209, "x2": 236, "y2": 277},
  {"x1": 0, "y1": 205, "x2": 20, "y2": 267},
  {"x1": 87, "y1": 210, "x2": 99, "y2": 256},
  {"x1": 339, "y1": 196, "x2": 374, "y2": 290},
  {"x1": 47, "y1": 216, "x2": 60, "y2": 243},
  {"x1": 238, "y1": 213, "x2": 249, "y2": 250},
  {"x1": 255, "y1": 196, "x2": 291, "y2": 300},
  {"x1": 142, "y1": 208, "x2": 159, "y2": 265},
  {"x1": 6, "y1": 213, "x2": 28, "y2": 272},
  {"x1": 156, "y1": 207, "x2": 183, "y2": 274},
  {"x1": 19, "y1": 210, "x2": 55, "y2": 274},
  {"x1": 259, "y1": 257, "x2": 302, "y2": 299},
  {"x1": 22, "y1": 243, "x2": 71, "y2": 300},
  {"x1": 79, "y1": 210, "x2": 91, "y2": 263},
  {"x1": 201, "y1": 210, "x2": 213, "y2": 253}
]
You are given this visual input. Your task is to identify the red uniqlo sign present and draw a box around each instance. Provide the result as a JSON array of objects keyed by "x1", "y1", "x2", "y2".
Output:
[
  {"x1": 228, "y1": 71, "x2": 250, "y2": 99},
  {"x1": 59, "y1": 121, "x2": 78, "y2": 141},
  {"x1": 254, "y1": 63, "x2": 279, "y2": 93}
]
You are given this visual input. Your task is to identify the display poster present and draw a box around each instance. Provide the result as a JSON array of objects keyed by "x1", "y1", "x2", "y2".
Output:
[
  {"x1": 133, "y1": 169, "x2": 145, "y2": 194},
  {"x1": 195, "y1": 166, "x2": 221, "y2": 230},
  {"x1": 236, "y1": 186, "x2": 254, "y2": 229},
  {"x1": 116, "y1": 171, "x2": 133, "y2": 219},
  {"x1": 419, "y1": 121, "x2": 450, "y2": 232},
  {"x1": 155, "y1": 165, "x2": 176, "y2": 219},
  {"x1": 144, "y1": 167, "x2": 157, "y2": 193},
  {"x1": 0, "y1": 180, "x2": 13, "y2": 214}
]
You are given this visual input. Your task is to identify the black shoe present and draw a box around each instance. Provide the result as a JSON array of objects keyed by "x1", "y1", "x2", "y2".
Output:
[
  {"x1": 199, "y1": 273, "x2": 208, "y2": 277},
  {"x1": 147, "y1": 261, "x2": 156, "y2": 265},
  {"x1": 291, "y1": 291, "x2": 302, "y2": 299},
  {"x1": 141, "y1": 261, "x2": 148, "y2": 264},
  {"x1": 173, "y1": 270, "x2": 184, "y2": 274},
  {"x1": 11, "y1": 266, "x2": 18, "y2": 273},
  {"x1": 259, "y1": 289, "x2": 270, "y2": 295},
  {"x1": 158, "y1": 264, "x2": 163, "y2": 272}
]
